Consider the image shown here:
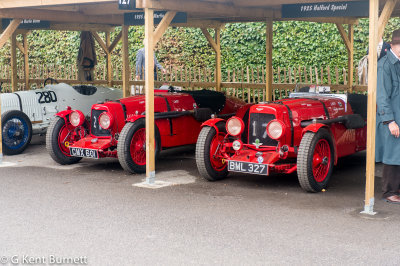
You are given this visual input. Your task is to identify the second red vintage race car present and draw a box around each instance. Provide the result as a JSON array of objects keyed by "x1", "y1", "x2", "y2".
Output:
[
  {"x1": 195, "y1": 90, "x2": 368, "y2": 192},
  {"x1": 46, "y1": 86, "x2": 247, "y2": 173}
]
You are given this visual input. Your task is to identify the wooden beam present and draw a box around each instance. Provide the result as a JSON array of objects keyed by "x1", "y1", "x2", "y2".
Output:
[
  {"x1": 109, "y1": 30, "x2": 122, "y2": 53},
  {"x1": 0, "y1": 0, "x2": 114, "y2": 8},
  {"x1": 279, "y1": 17, "x2": 358, "y2": 25},
  {"x1": 265, "y1": 17, "x2": 273, "y2": 101},
  {"x1": 50, "y1": 23, "x2": 115, "y2": 32},
  {"x1": 215, "y1": 27, "x2": 221, "y2": 92},
  {"x1": 0, "y1": 8, "x2": 122, "y2": 25},
  {"x1": 23, "y1": 33, "x2": 29, "y2": 90},
  {"x1": 139, "y1": 0, "x2": 275, "y2": 18},
  {"x1": 106, "y1": 31, "x2": 113, "y2": 87},
  {"x1": 11, "y1": 33, "x2": 18, "y2": 92},
  {"x1": 348, "y1": 24, "x2": 354, "y2": 92},
  {"x1": 0, "y1": 19, "x2": 21, "y2": 49},
  {"x1": 378, "y1": 0, "x2": 398, "y2": 40},
  {"x1": 153, "y1": 11, "x2": 177, "y2": 48},
  {"x1": 336, "y1": 23, "x2": 351, "y2": 52},
  {"x1": 122, "y1": 25, "x2": 130, "y2": 98},
  {"x1": 144, "y1": 8, "x2": 156, "y2": 184},
  {"x1": 91, "y1": 31, "x2": 108, "y2": 54},
  {"x1": 364, "y1": 0, "x2": 379, "y2": 215},
  {"x1": 201, "y1": 28, "x2": 218, "y2": 52}
]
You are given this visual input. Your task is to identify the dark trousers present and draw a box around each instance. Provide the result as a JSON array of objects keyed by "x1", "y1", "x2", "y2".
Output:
[{"x1": 382, "y1": 164, "x2": 400, "y2": 198}]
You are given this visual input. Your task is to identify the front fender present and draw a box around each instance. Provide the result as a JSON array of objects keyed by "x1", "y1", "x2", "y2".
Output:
[
  {"x1": 201, "y1": 118, "x2": 225, "y2": 134},
  {"x1": 302, "y1": 123, "x2": 327, "y2": 135},
  {"x1": 126, "y1": 115, "x2": 145, "y2": 123},
  {"x1": 302, "y1": 123, "x2": 338, "y2": 165},
  {"x1": 55, "y1": 109, "x2": 74, "y2": 122}
]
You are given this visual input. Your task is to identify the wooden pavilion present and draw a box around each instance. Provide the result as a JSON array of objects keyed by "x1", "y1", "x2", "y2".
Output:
[{"x1": 0, "y1": 0, "x2": 397, "y2": 214}]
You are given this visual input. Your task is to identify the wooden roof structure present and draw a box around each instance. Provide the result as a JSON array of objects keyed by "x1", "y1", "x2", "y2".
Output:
[{"x1": 0, "y1": 0, "x2": 397, "y2": 215}]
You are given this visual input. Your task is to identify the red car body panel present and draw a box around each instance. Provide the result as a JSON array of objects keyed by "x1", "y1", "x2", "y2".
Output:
[
  {"x1": 60, "y1": 89, "x2": 246, "y2": 158},
  {"x1": 213, "y1": 93, "x2": 367, "y2": 176}
]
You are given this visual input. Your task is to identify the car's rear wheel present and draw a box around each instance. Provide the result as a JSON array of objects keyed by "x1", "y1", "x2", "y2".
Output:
[
  {"x1": 196, "y1": 123, "x2": 228, "y2": 181},
  {"x1": 46, "y1": 117, "x2": 83, "y2": 165},
  {"x1": 117, "y1": 119, "x2": 160, "y2": 174},
  {"x1": 1, "y1": 110, "x2": 32, "y2": 155},
  {"x1": 297, "y1": 129, "x2": 334, "y2": 192}
]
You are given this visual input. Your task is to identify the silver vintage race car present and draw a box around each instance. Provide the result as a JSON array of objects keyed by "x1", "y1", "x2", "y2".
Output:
[{"x1": 1, "y1": 79, "x2": 122, "y2": 155}]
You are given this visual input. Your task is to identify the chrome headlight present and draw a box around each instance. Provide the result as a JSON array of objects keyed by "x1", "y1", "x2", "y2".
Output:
[
  {"x1": 266, "y1": 120, "x2": 285, "y2": 140},
  {"x1": 99, "y1": 112, "x2": 113, "y2": 130},
  {"x1": 70, "y1": 110, "x2": 84, "y2": 127},
  {"x1": 226, "y1": 116, "x2": 244, "y2": 137}
]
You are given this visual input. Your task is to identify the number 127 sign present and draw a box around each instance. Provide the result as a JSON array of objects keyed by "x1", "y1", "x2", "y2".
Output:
[{"x1": 119, "y1": 0, "x2": 137, "y2": 10}]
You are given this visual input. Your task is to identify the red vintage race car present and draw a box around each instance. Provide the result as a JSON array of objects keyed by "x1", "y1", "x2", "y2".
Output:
[
  {"x1": 46, "y1": 86, "x2": 247, "y2": 173},
  {"x1": 195, "y1": 91, "x2": 368, "y2": 192}
]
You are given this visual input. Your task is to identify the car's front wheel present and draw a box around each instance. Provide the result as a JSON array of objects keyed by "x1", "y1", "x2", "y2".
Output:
[
  {"x1": 297, "y1": 129, "x2": 335, "y2": 192},
  {"x1": 1, "y1": 110, "x2": 32, "y2": 155},
  {"x1": 117, "y1": 119, "x2": 161, "y2": 174},
  {"x1": 46, "y1": 117, "x2": 83, "y2": 165},
  {"x1": 196, "y1": 123, "x2": 228, "y2": 181}
]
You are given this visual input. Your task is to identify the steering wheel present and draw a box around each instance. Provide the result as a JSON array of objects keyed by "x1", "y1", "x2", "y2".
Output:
[
  {"x1": 44, "y1": 78, "x2": 59, "y2": 87},
  {"x1": 168, "y1": 86, "x2": 176, "y2": 92}
]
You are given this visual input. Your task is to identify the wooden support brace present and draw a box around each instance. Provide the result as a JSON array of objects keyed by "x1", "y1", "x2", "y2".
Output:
[
  {"x1": 109, "y1": 30, "x2": 122, "y2": 53},
  {"x1": 11, "y1": 32, "x2": 17, "y2": 92},
  {"x1": 378, "y1": 0, "x2": 398, "y2": 41},
  {"x1": 91, "y1": 31, "x2": 109, "y2": 54},
  {"x1": 0, "y1": 19, "x2": 21, "y2": 49},
  {"x1": 16, "y1": 41, "x2": 24, "y2": 54},
  {"x1": 265, "y1": 17, "x2": 273, "y2": 101},
  {"x1": 106, "y1": 31, "x2": 113, "y2": 87},
  {"x1": 153, "y1": 11, "x2": 177, "y2": 48},
  {"x1": 201, "y1": 28, "x2": 218, "y2": 52},
  {"x1": 336, "y1": 23, "x2": 351, "y2": 52},
  {"x1": 23, "y1": 33, "x2": 29, "y2": 90},
  {"x1": 348, "y1": 24, "x2": 354, "y2": 92}
]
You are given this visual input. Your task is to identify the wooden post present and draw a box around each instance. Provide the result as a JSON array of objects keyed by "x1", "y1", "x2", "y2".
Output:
[
  {"x1": 106, "y1": 31, "x2": 113, "y2": 87},
  {"x1": 363, "y1": 0, "x2": 379, "y2": 215},
  {"x1": 23, "y1": 33, "x2": 29, "y2": 90},
  {"x1": 265, "y1": 17, "x2": 273, "y2": 101},
  {"x1": 145, "y1": 8, "x2": 156, "y2": 184},
  {"x1": 348, "y1": 24, "x2": 354, "y2": 92},
  {"x1": 215, "y1": 27, "x2": 221, "y2": 92},
  {"x1": 0, "y1": 19, "x2": 21, "y2": 162},
  {"x1": 11, "y1": 32, "x2": 17, "y2": 92},
  {"x1": 122, "y1": 25, "x2": 130, "y2": 98}
]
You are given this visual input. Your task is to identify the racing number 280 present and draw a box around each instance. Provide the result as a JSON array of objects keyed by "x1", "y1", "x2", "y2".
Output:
[{"x1": 36, "y1": 91, "x2": 57, "y2": 104}]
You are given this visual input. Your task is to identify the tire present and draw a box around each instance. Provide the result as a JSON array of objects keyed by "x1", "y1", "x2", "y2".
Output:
[
  {"x1": 196, "y1": 123, "x2": 228, "y2": 181},
  {"x1": 297, "y1": 129, "x2": 335, "y2": 192},
  {"x1": 46, "y1": 117, "x2": 82, "y2": 165},
  {"x1": 1, "y1": 110, "x2": 32, "y2": 155},
  {"x1": 117, "y1": 119, "x2": 161, "y2": 174}
]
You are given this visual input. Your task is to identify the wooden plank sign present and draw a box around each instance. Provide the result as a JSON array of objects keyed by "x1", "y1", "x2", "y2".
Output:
[
  {"x1": 282, "y1": 1, "x2": 369, "y2": 18},
  {"x1": 2, "y1": 18, "x2": 50, "y2": 29},
  {"x1": 124, "y1": 12, "x2": 187, "y2": 26}
]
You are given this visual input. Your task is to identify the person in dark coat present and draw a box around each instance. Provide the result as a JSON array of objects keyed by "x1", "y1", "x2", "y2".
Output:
[
  {"x1": 135, "y1": 41, "x2": 166, "y2": 81},
  {"x1": 367, "y1": 37, "x2": 391, "y2": 61},
  {"x1": 376, "y1": 29, "x2": 400, "y2": 204}
]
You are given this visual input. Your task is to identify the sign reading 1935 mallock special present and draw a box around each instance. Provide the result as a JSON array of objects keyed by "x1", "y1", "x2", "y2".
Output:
[{"x1": 282, "y1": 1, "x2": 369, "y2": 18}]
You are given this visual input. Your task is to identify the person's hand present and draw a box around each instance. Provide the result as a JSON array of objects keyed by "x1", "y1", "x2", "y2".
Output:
[
  {"x1": 162, "y1": 68, "x2": 167, "y2": 74},
  {"x1": 389, "y1": 121, "x2": 400, "y2": 138},
  {"x1": 135, "y1": 75, "x2": 140, "y2": 80}
]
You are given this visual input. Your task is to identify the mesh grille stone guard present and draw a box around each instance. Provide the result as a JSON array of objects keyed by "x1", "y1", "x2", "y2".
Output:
[
  {"x1": 91, "y1": 109, "x2": 111, "y2": 137},
  {"x1": 248, "y1": 113, "x2": 278, "y2": 146}
]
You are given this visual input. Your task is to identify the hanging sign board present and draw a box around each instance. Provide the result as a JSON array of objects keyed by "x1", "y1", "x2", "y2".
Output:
[
  {"x1": 2, "y1": 18, "x2": 50, "y2": 29},
  {"x1": 118, "y1": 0, "x2": 138, "y2": 10},
  {"x1": 124, "y1": 11, "x2": 187, "y2": 26},
  {"x1": 281, "y1": 1, "x2": 369, "y2": 18}
]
